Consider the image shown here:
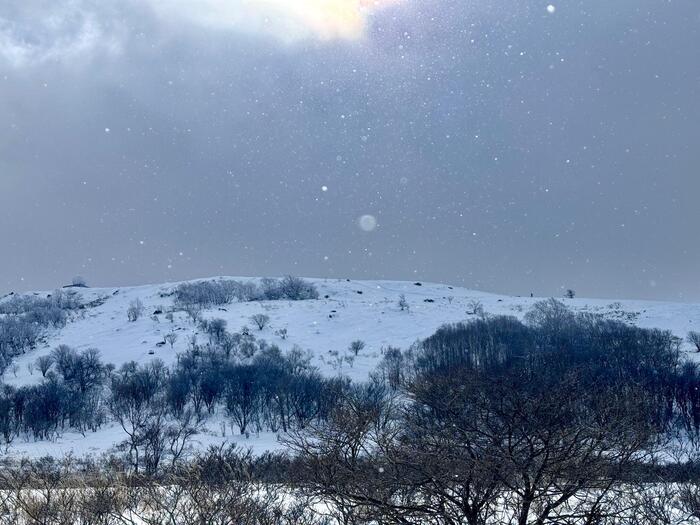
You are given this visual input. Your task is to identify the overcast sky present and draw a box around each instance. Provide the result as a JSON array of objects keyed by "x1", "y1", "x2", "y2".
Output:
[{"x1": 1, "y1": 0, "x2": 698, "y2": 300}]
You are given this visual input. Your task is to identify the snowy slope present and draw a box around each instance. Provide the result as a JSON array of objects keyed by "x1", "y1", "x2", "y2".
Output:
[{"x1": 2, "y1": 277, "x2": 699, "y2": 458}]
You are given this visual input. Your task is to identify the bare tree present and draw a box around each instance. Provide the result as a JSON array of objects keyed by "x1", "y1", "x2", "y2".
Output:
[
  {"x1": 398, "y1": 294, "x2": 409, "y2": 312},
  {"x1": 379, "y1": 346, "x2": 404, "y2": 390},
  {"x1": 204, "y1": 317, "x2": 227, "y2": 343},
  {"x1": 183, "y1": 303, "x2": 202, "y2": 324},
  {"x1": 127, "y1": 298, "x2": 145, "y2": 322},
  {"x1": 466, "y1": 299, "x2": 485, "y2": 316},
  {"x1": 164, "y1": 332, "x2": 178, "y2": 350},
  {"x1": 251, "y1": 313, "x2": 270, "y2": 331},
  {"x1": 688, "y1": 331, "x2": 700, "y2": 352},
  {"x1": 109, "y1": 360, "x2": 172, "y2": 474},
  {"x1": 349, "y1": 340, "x2": 365, "y2": 356},
  {"x1": 35, "y1": 354, "x2": 54, "y2": 377}
]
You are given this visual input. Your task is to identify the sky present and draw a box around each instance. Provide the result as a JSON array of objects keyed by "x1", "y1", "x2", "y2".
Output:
[{"x1": 0, "y1": 0, "x2": 698, "y2": 301}]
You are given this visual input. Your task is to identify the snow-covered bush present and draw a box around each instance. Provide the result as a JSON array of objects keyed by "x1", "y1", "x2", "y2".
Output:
[
  {"x1": 127, "y1": 298, "x2": 145, "y2": 322},
  {"x1": 174, "y1": 277, "x2": 319, "y2": 310},
  {"x1": 0, "y1": 291, "x2": 83, "y2": 371},
  {"x1": 524, "y1": 297, "x2": 574, "y2": 330},
  {"x1": 466, "y1": 299, "x2": 484, "y2": 316},
  {"x1": 174, "y1": 280, "x2": 237, "y2": 308},
  {"x1": 71, "y1": 275, "x2": 88, "y2": 287},
  {"x1": 276, "y1": 276, "x2": 319, "y2": 300},
  {"x1": 0, "y1": 291, "x2": 80, "y2": 327}
]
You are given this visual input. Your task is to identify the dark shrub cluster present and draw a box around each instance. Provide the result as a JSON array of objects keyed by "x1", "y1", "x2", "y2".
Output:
[
  {"x1": 289, "y1": 301, "x2": 700, "y2": 525},
  {"x1": 385, "y1": 300, "x2": 693, "y2": 435},
  {"x1": 0, "y1": 324, "x2": 345, "y2": 476},
  {"x1": 105, "y1": 325, "x2": 348, "y2": 474},
  {"x1": 0, "y1": 346, "x2": 107, "y2": 443},
  {"x1": 167, "y1": 344, "x2": 344, "y2": 436}
]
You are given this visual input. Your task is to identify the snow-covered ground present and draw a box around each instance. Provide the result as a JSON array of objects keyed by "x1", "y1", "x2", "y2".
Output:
[{"x1": 2, "y1": 277, "x2": 699, "y2": 459}]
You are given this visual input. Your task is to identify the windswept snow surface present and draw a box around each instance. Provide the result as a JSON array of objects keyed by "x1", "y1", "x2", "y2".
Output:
[{"x1": 2, "y1": 277, "x2": 699, "y2": 459}]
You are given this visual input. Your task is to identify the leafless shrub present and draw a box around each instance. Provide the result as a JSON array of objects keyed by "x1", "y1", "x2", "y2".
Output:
[
  {"x1": 251, "y1": 314, "x2": 270, "y2": 331},
  {"x1": 466, "y1": 299, "x2": 485, "y2": 316},
  {"x1": 688, "y1": 331, "x2": 700, "y2": 352},
  {"x1": 127, "y1": 298, "x2": 144, "y2": 322},
  {"x1": 164, "y1": 332, "x2": 178, "y2": 349},
  {"x1": 183, "y1": 303, "x2": 202, "y2": 324},
  {"x1": 349, "y1": 340, "x2": 365, "y2": 356},
  {"x1": 35, "y1": 354, "x2": 54, "y2": 377}
]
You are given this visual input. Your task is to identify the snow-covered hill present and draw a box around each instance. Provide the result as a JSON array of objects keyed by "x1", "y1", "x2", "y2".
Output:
[{"x1": 2, "y1": 277, "x2": 699, "y2": 458}]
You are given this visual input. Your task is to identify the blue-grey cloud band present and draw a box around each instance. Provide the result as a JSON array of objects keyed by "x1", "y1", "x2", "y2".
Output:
[{"x1": 0, "y1": 0, "x2": 698, "y2": 300}]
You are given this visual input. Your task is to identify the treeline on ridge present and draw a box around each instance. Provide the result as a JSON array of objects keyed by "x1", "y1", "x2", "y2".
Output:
[{"x1": 172, "y1": 276, "x2": 320, "y2": 309}]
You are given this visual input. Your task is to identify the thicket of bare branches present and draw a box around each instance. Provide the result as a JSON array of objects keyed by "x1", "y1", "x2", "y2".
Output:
[
  {"x1": 0, "y1": 448, "x2": 327, "y2": 525},
  {"x1": 284, "y1": 305, "x2": 700, "y2": 525}
]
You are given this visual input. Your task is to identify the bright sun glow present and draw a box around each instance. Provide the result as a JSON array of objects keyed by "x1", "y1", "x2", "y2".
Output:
[{"x1": 151, "y1": 0, "x2": 401, "y2": 42}]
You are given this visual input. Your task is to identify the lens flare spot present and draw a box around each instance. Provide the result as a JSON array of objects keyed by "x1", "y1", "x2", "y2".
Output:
[{"x1": 358, "y1": 214, "x2": 378, "y2": 232}]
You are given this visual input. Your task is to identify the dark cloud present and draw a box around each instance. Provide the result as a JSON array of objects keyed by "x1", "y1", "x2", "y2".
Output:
[{"x1": 1, "y1": 0, "x2": 698, "y2": 300}]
